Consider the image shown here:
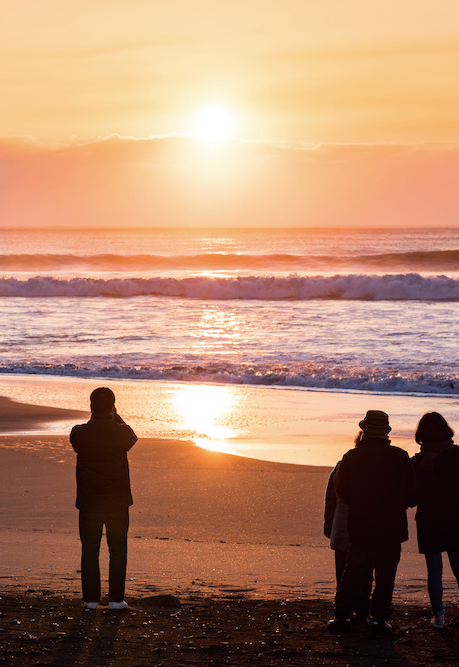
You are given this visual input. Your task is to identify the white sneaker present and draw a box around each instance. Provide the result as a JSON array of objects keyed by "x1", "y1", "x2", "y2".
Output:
[
  {"x1": 84, "y1": 602, "x2": 98, "y2": 610},
  {"x1": 109, "y1": 600, "x2": 129, "y2": 610},
  {"x1": 431, "y1": 614, "x2": 444, "y2": 629}
]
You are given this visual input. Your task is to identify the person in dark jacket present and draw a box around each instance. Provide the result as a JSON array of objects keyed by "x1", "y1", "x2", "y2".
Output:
[
  {"x1": 324, "y1": 459, "x2": 349, "y2": 588},
  {"x1": 411, "y1": 412, "x2": 459, "y2": 629},
  {"x1": 324, "y1": 432, "x2": 371, "y2": 620},
  {"x1": 327, "y1": 410, "x2": 416, "y2": 633},
  {"x1": 70, "y1": 387, "x2": 137, "y2": 610}
]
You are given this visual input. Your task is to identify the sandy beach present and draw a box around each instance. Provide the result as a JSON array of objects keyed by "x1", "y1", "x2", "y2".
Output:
[{"x1": 2, "y1": 388, "x2": 459, "y2": 665}]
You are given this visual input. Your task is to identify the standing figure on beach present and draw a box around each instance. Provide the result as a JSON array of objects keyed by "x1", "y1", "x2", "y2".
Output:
[
  {"x1": 411, "y1": 412, "x2": 459, "y2": 629},
  {"x1": 327, "y1": 410, "x2": 416, "y2": 632},
  {"x1": 324, "y1": 432, "x2": 370, "y2": 620},
  {"x1": 324, "y1": 459, "x2": 349, "y2": 588},
  {"x1": 70, "y1": 387, "x2": 137, "y2": 610}
]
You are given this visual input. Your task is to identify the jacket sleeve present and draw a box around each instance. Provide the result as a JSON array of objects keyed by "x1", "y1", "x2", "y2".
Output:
[
  {"x1": 336, "y1": 454, "x2": 352, "y2": 507},
  {"x1": 119, "y1": 424, "x2": 138, "y2": 451},
  {"x1": 113, "y1": 411, "x2": 137, "y2": 450},
  {"x1": 70, "y1": 425, "x2": 82, "y2": 453},
  {"x1": 324, "y1": 469, "x2": 337, "y2": 538}
]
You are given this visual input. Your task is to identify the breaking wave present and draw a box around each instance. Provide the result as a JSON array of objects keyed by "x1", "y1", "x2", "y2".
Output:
[
  {"x1": 1, "y1": 273, "x2": 459, "y2": 300},
  {"x1": 1, "y1": 360, "x2": 459, "y2": 395}
]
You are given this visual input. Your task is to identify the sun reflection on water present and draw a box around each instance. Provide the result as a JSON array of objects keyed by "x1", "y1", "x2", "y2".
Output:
[{"x1": 172, "y1": 384, "x2": 237, "y2": 454}]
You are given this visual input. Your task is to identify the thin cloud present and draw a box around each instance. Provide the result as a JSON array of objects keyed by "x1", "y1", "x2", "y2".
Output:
[
  {"x1": 4, "y1": 134, "x2": 459, "y2": 162},
  {"x1": 270, "y1": 39, "x2": 459, "y2": 62}
]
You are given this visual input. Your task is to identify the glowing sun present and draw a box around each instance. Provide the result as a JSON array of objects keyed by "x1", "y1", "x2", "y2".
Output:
[{"x1": 192, "y1": 106, "x2": 236, "y2": 142}]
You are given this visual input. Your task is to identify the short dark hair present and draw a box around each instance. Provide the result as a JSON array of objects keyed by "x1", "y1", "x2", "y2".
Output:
[
  {"x1": 90, "y1": 387, "x2": 115, "y2": 414},
  {"x1": 415, "y1": 411, "x2": 454, "y2": 445}
]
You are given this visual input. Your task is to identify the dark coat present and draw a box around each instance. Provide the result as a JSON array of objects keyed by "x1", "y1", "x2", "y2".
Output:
[
  {"x1": 337, "y1": 436, "x2": 416, "y2": 545},
  {"x1": 411, "y1": 445, "x2": 459, "y2": 554},
  {"x1": 70, "y1": 413, "x2": 137, "y2": 512},
  {"x1": 324, "y1": 461, "x2": 350, "y2": 552}
]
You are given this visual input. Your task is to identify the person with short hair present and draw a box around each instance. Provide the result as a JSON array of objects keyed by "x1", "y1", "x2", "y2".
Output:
[
  {"x1": 70, "y1": 387, "x2": 137, "y2": 610},
  {"x1": 327, "y1": 410, "x2": 416, "y2": 632},
  {"x1": 411, "y1": 412, "x2": 459, "y2": 629}
]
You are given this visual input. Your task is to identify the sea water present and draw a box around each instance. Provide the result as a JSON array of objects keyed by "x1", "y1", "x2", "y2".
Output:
[{"x1": 1, "y1": 226, "x2": 459, "y2": 464}]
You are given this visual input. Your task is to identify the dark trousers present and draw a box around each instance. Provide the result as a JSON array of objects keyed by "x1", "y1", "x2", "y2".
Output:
[
  {"x1": 335, "y1": 548, "x2": 371, "y2": 615},
  {"x1": 424, "y1": 550, "x2": 459, "y2": 615},
  {"x1": 79, "y1": 508, "x2": 129, "y2": 603},
  {"x1": 335, "y1": 541, "x2": 401, "y2": 622},
  {"x1": 334, "y1": 549, "x2": 348, "y2": 591}
]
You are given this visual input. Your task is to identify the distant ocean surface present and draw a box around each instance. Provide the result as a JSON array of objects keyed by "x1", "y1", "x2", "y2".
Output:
[{"x1": 2, "y1": 226, "x2": 459, "y2": 396}]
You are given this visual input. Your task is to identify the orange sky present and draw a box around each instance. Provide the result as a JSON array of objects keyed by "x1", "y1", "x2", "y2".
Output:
[{"x1": 1, "y1": 0, "x2": 459, "y2": 227}]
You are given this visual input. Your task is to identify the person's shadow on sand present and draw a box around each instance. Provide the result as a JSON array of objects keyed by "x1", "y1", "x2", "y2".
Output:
[
  {"x1": 332, "y1": 627, "x2": 412, "y2": 665},
  {"x1": 333, "y1": 616, "x2": 459, "y2": 666},
  {"x1": 51, "y1": 606, "x2": 124, "y2": 667}
]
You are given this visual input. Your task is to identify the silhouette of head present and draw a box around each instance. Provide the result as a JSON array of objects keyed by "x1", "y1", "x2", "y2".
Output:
[
  {"x1": 415, "y1": 412, "x2": 454, "y2": 445},
  {"x1": 90, "y1": 387, "x2": 115, "y2": 415},
  {"x1": 358, "y1": 410, "x2": 391, "y2": 436}
]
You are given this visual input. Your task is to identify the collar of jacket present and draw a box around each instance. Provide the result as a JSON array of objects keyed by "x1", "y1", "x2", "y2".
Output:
[
  {"x1": 359, "y1": 435, "x2": 391, "y2": 446},
  {"x1": 420, "y1": 438, "x2": 454, "y2": 454},
  {"x1": 419, "y1": 439, "x2": 455, "y2": 471},
  {"x1": 90, "y1": 413, "x2": 114, "y2": 420}
]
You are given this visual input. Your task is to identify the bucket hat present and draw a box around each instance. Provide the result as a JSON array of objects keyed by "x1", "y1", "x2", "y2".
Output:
[{"x1": 359, "y1": 410, "x2": 391, "y2": 436}]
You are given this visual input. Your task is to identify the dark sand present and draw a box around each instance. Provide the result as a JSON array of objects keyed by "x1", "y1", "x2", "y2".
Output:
[{"x1": 3, "y1": 592, "x2": 459, "y2": 667}]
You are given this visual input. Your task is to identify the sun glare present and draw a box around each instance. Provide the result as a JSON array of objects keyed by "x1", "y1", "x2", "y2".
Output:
[
  {"x1": 192, "y1": 106, "x2": 236, "y2": 142},
  {"x1": 172, "y1": 385, "x2": 236, "y2": 451}
]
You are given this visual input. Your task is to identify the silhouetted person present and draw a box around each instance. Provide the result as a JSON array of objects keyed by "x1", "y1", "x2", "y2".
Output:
[
  {"x1": 70, "y1": 387, "x2": 137, "y2": 610},
  {"x1": 324, "y1": 432, "x2": 370, "y2": 621},
  {"x1": 327, "y1": 410, "x2": 415, "y2": 632},
  {"x1": 411, "y1": 412, "x2": 459, "y2": 629},
  {"x1": 324, "y1": 459, "x2": 349, "y2": 588}
]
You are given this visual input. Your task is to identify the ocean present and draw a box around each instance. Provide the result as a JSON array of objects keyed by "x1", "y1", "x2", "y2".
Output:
[{"x1": 1, "y1": 226, "x2": 459, "y2": 464}]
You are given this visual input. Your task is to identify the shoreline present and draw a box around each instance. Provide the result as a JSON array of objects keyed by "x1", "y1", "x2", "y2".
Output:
[
  {"x1": 0, "y1": 394, "x2": 86, "y2": 433},
  {"x1": 2, "y1": 373, "x2": 459, "y2": 467}
]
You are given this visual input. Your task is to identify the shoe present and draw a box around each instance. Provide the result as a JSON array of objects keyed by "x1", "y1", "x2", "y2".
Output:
[
  {"x1": 84, "y1": 602, "x2": 98, "y2": 610},
  {"x1": 109, "y1": 600, "x2": 129, "y2": 610},
  {"x1": 372, "y1": 620, "x2": 392, "y2": 633},
  {"x1": 327, "y1": 617, "x2": 351, "y2": 632},
  {"x1": 431, "y1": 614, "x2": 444, "y2": 629}
]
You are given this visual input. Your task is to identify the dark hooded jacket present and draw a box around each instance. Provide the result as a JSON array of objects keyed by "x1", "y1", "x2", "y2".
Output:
[
  {"x1": 337, "y1": 436, "x2": 416, "y2": 545},
  {"x1": 411, "y1": 443, "x2": 459, "y2": 554},
  {"x1": 70, "y1": 413, "x2": 137, "y2": 512}
]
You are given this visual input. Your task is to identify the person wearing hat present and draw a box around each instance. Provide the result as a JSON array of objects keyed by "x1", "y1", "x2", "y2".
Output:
[
  {"x1": 327, "y1": 410, "x2": 416, "y2": 632},
  {"x1": 70, "y1": 387, "x2": 137, "y2": 611}
]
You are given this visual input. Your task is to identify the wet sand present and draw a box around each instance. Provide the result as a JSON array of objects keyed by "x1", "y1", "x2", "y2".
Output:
[{"x1": 3, "y1": 373, "x2": 459, "y2": 467}]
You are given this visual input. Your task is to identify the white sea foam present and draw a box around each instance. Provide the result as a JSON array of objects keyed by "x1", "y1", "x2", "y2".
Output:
[
  {"x1": 1, "y1": 360, "x2": 458, "y2": 395},
  {"x1": 1, "y1": 273, "x2": 459, "y2": 300}
]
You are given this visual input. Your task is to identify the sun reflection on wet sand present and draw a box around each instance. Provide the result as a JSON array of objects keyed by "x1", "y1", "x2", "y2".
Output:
[
  {"x1": 0, "y1": 375, "x2": 454, "y2": 466},
  {"x1": 172, "y1": 384, "x2": 237, "y2": 454}
]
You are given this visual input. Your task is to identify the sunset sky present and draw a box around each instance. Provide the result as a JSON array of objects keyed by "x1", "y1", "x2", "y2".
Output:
[{"x1": 2, "y1": 0, "x2": 459, "y2": 227}]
